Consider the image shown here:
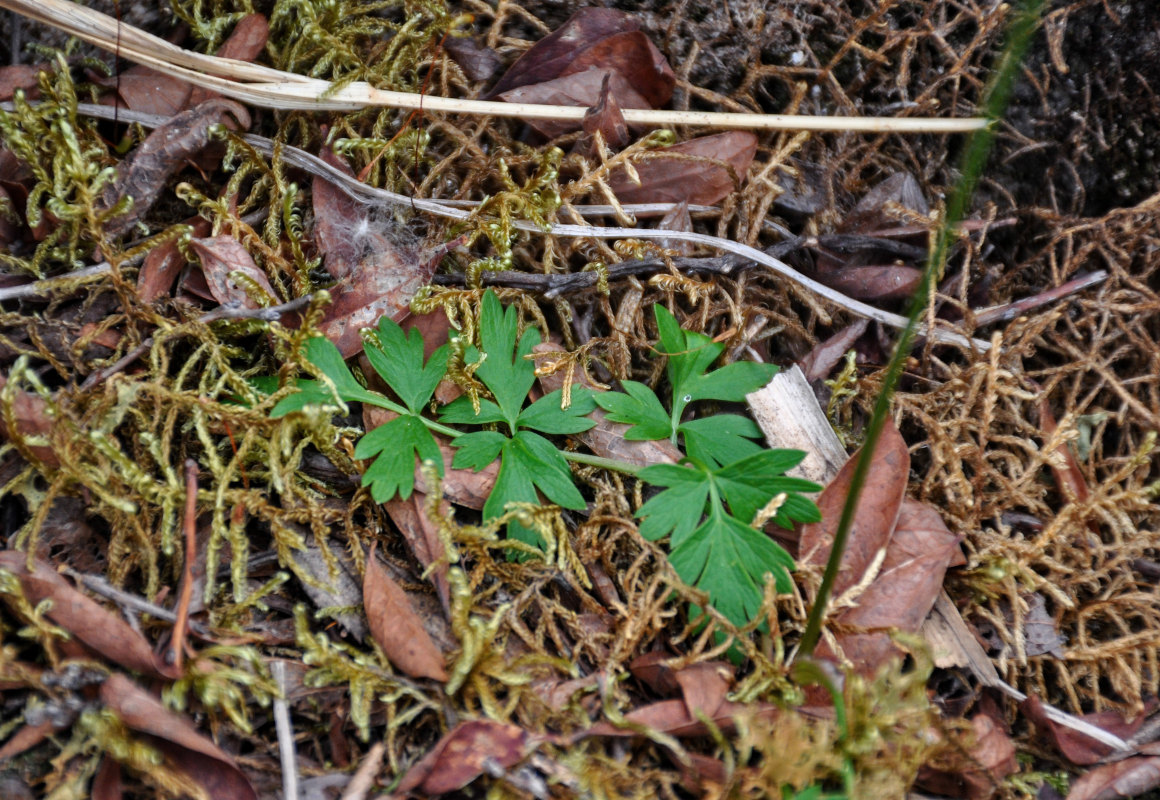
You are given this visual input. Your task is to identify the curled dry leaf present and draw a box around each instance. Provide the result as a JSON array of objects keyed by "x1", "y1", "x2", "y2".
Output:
[
  {"x1": 798, "y1": 319, "x2": 870, "y2": 384},
  {"x1": 582, "y1": 71, "x2": 630, "y2": 148},
  {"x1": 362, "y1": 545, "x2": 447, "y2": 681},
  {"x1": 95, "y1": 67, "x2": 193, "y2": 117},
  {"x1": 607, "y1": 132, "x2": 758, "y2": 206},
  {"x1": 0, "y1": 552, "x2": 175, "y2": 679},
  {"x1": 499, "y1": 66, "x2": 649, "y2": 139},
  {"x1": 98, "y1": 99, "x2": 251, "y2": 238},
  {"x1": 0, "y1": 373, "x2": 59, "y2": 468},
  {"x1": 101, "y1": 674, "x2": 257, "y2": 800},
  {"x1": 395, "y1": 720, "x2": 532, "y2": 795},
  {"x1": 1066, "y1": 745, "x2": 1160, "y2": 800},
  {"x1": 815, "y1": 264, "x2": 923, "y2": 302},
  {"x1": 656, "y1": 199, "x2": 695, "y2": 256},
  {"x1": 138, "y1": 217, "x2": 210, "y2": 303},
  {"x1": 190, "y1": 235, "x2": 277, "y2": 309},
  {"x1": 798, "y1": 417, "x2": 909, "y2": 597}
]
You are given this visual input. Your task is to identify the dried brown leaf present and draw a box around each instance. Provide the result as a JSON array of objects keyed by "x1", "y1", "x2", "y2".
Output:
[
  {"x1": 1021, "y1": 693, "x2": 1148, "y2": 767},
  {"x1": 0, "y1": 720, "x2": 55, "y2": 763},
  {"x1": 190, "y1": 235, "x2": 277, "y2": 309},
  {"x1": 485, "y1": 8, "x2": 641, "y2": 98},
  {"x1": 1040, "y1": 398, "x2": 1091, "y2": 504},
  {"x1": 799, "y1": 417, "x2": 909, "y2": 598},
  {"x1": 138, "y1": 217, "x2": 210, "y2": 303},
  {"x1": 816, "y1": 264, "x2": 923, "y2": 301},
  {"x1": 91, "y1": 755, "x2": 123, "y2": 800},
  {"x1": 0, "y1": 373, "x2": 59, "y2": 468},
  {"x1": 100, "y1": 674, "x2": 256, "y2": 800},
  {"x1": 562, "y1": 30, "x2": 674, "y2": 107},
  {"x1": 608, "y1": 132, "x2": 758, "y2": 206},
  {"x1": 381, "y1": 491, "x2": 449, "y2": 614},
  {"x1": 822, "y1": 499, "x2": 962, "y2": 673},
  {"x1": 1067, "y1": 756, "x2": 1160, "y2": 800},
  {"x1": 363, "y1": 545, "x2": 447, "y2": 681},
  {"x1": 188, "y1": 14, "x2": 269, "y2": 107},
  {"x1": 97, "y1": 67, "x2": 193, "y2": 117},
  {"x1": 396, "y1": 720, "x2": 531, "y2": 795},
  {"x1": 0, "y1": 552, "x2": 173, "y2": 678},
  {"x1": 0, "y1": 64, "x2": 45, "y2": 102},
  {"x1": 798, "y1": 320, "x2": 869, "y2": 384},
  {"x1": 443, "y1": 35, "x2": 502, "y2": 82},
  {"x1": 582, "y1": 71, "x2": 630, "y2": 148},
  {"x1": 499, "y1": 67, "x2": 649, "y2": 139}
]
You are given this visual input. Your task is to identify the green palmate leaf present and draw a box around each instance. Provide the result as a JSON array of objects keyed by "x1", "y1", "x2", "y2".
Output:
[
  {"x1": 355, "y1": 415, "x2": 441, "y2": 501},
  {"x1": 595, "y1": 380, "x2": 671, "y2": 440},
  {"x1": 594, "y1": 305, "x2": 777, "y2": 456},
  {"x1": 517, "y1": 389, "x2": 597, "y2": 434},
  {"x1": 678, "y1": 415, "x2": 765, "y2": 468},
  {"x1": 270, "y1": 336, "x2": 392, "y2": 417},
  {"x1": 636, "y1": 451, "x2": 819, "y2": 627},
  {"x1": 669, "y1": 508, "x2": 797, "y2": 628},
  {"x1": 362, "y1": 316, "x2": 449, "y2": 414},
  {"x1": 475, "y1": 290, "x2": 539, "y2": 427}
]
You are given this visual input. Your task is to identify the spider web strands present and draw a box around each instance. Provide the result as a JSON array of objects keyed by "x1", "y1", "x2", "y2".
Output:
[
  {"x1": 1, "y1": 0, "x2": 987, "y2": 134},
  {"x1": 38, "y1": 102, "x2": 994, "y2": 351}
]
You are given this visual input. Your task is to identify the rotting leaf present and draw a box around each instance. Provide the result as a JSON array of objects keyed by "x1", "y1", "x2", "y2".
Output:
[
  {"x1": 190, "y1": 235, "x2": 277, "y2": 309},
  {"x1": 310, "y1": 149, "x2": 436, "y2": 356},
  {"x1": 395, "y1": 720, "x2": 532, "y2": 795},
  {"x1": 607, "y1": 132, "x2": 758, "y2": 206},
  {"x1": 0, "y1": 65, "x2": 45, "y2": 102},
  {"x1": 382, "y1": 491, "x2": 450, "y2": 614},
  {"x1": 1019, "y1": 593, "x2": 1066, "y2": 658},
  {"x1": 0, "y1": 373, "x2": 59, "y2": 468},
  {"x1": 0, "y1": 552, "x2": 174, "y2": 679},
  {"x1": 1065, "y1": 743, "x2": 1160, "y2": 800},
  {"x1": 94, "y1": 67, "x2": 193, "y2": 118},
  {"x1": 798, "y1": 417, "x2": 909, "y2": 598},
  {"x1": 798, "y1": 319, "x2": 869, "y2": 384},
  {"x1": 362, "y1": 544, "x2": 448, "y2": 682},
  {"x1": 187, "y1": 14, "x2": 269, "y2": 107},
  {"x1": 656, "y1": 199, "x2": 695, "y2": 256},
  {"x1": 100, "y1": 673, "x2": 257, "y2": 800},
  {"x1": 815, "y1": 264, "x2": 923, "y2": 302},
  {"x1": 98, "y1": 99, "x2": 251, "y2": 238},
  {"x1": 138, "y1": 217, "x2": 210, "y2": 303}
]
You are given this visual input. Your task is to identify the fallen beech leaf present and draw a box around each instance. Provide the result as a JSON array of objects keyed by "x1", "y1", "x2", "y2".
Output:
[
  {"x1": 1021, "y1": 694, "x2": 1148, "y2": 767},
  {"x1": 500, "y1": 67, "x2": 650, "y2": 139},
  {"x1": 799, "y1": 417, "x2": 909, "y2": 598},
  {"x1": 1039, "y1": 399, "x2": 1091, "y2": 504},
  {"x1": 443, "y1": 35, "x2": 502, "y2": 82},
  {"x1": 0, "y1": 552, "x2": 173, "y2": 678},
  {"x1": 363, "y1": 545, "x2": 447, "y2": 681},
  {"x1": 608, "y1": 132, "x2": 758, "y2": 206},
  {"x1": 101, "y1": 674, "x2": 256, "y2": 800},
  {"x1": 582, "y1": 71, "x2": 630, "y2": 148},
  {"x1": 798, "y1": 319, "x2": 870, "y2": 384},
  {"x1": 820, "y1": 499, "x2": 962, "y2": 673},
  {"x1": 382, "y1": 491, "x2": 450, "y2": 614},
  {"x1": 485, "y1": 8, "x2": 642, "y2": 99},
  {"x1": 138, "y1": 217, "x2": 211, "y2": 303},
  {"x1": 311, "y1": 150, "x2": 434, "y2": 356},
  {"x1": 0, "y1": 64, "x2": 45, "y2": 101},
  {"x1": 395, "y1": 720, "x2": 531, "y2": 795},
  {"x1": 656, "y1": 199, "x2": 695, "y2": 256},
  {"x1": 562, "y1": 30, "x2": 674, "y2": 107},
  {"x1": 0, "y1": 373, "x2": 59, "y2": 468},
  {"x1": 816, "y1": 264, "x2": 923, "y2": 301},
  {"x1": 188, "y1": 14, "x2": 269, "y2": 107},
  {"x1": 96, "y1": 66, "x2": 193, "y2": 117},
  {"x1": 190, "y1": 235, "x2": 277, "y2": 309},
  {"x1": 98, "y1": 99, "x2": 251, "y2": 238}
]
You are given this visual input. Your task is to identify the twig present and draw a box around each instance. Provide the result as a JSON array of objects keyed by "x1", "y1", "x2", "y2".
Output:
[
  {"x1": 78, "y1": 294, "x2": 318, "y2": 391},
  {"x1": 1, "y1": 0, "x2": 987, "y2": 133},
  {"x1": 164, "y1": 459, "x2": 198, "y2": 671},
  {"x1": 338, "y1": 742, "x2": 385, "y2": 800},
  {"x1": 272, "y1": 660, "x2": 300, "y2": 800},
  {"x1": 973, "y1": 270, "x2": 1108, "y2": 326},
  {"x1": 61, "y1": 566, "x2": 211, "y2": 637}
]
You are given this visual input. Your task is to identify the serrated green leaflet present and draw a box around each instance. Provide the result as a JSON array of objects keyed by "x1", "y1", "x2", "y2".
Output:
[
  {"x1": 270, "y1": 319, "x2": 447, "y2": 501},
  {"x1": 637, "y1": 450, "x2": 820, "y2": 626},
  {"x1": 442, "y1": 290, "x2": 596, "y2": 546},
  {"x1": 595, "y1": 304, "x2": 777, "y2": 466}
]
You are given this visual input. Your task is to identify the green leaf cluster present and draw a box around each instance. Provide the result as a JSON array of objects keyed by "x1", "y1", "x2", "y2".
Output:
[
  {"x1": 267, "y1": 291, "x2": 821, "y2": 628},
  {"x1": 595, "y1": 304, "x2": 776, "y2": 467}
]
